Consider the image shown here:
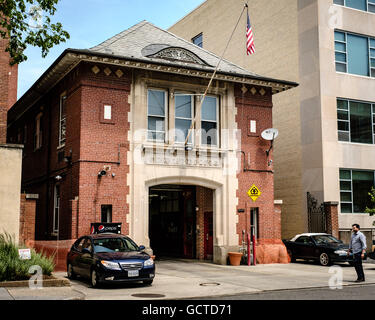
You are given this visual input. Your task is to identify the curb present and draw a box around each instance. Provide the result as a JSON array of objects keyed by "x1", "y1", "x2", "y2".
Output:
[{"x1": 0, "y1": 278, "x2": 71, "y2": 288}]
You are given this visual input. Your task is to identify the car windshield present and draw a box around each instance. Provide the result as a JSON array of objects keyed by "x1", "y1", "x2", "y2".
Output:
[
  {"x1": 312, "y1": 235, "x2": 341, "y2": 244},
  {"x1": 93, "y1": 237, "x2": 139, "y2": 253}
]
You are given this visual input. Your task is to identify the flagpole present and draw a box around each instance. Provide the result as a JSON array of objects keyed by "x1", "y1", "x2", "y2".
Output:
[{"x1": 183, "y1": 2, "x2": 249, "y2": 148}]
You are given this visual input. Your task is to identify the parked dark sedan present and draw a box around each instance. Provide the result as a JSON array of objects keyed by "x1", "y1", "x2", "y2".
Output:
[
  {"x1": 283, "y1": 233, "x2": 367, "y2": 266},
  {"x1": 66, "y1": 233, "x2": 155, "y2": 287}
]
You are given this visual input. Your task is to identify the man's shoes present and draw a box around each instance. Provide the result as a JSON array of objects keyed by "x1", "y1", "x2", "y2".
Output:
[{"x1": 355, "y1": 279, "x2": 365, "y2": 282}]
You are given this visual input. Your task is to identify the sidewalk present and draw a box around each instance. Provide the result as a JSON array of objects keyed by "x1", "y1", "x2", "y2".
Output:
[{"x1": 1, "y1": 259, "x2": 375, "y2": 300}]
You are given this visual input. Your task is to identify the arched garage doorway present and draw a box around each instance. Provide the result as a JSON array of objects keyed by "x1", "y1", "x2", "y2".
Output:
[{"x1": 148, "y1": 184, "x2": 214, "y2": 260}]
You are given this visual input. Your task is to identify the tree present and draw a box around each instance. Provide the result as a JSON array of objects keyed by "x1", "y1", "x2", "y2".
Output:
[
  {"x1": 0, "y1": 0, "x2": 70, "y2": 65},
  {"x1": 365, "y1": 187, "x2": 375, "y2": 216}
]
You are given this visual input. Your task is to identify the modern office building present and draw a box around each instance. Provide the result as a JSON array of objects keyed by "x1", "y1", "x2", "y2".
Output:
[{"x1": 170, "y1": 0, "x2": 375, "y2": 246}]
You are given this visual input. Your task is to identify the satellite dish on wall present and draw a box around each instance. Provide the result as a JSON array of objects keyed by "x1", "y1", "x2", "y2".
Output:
[
  {"x1": 261, "y1": 128, "x2": 279, "y2": 141},
  {"x1": 261, "y1": 128, "x2": 279, "y2": 158}
]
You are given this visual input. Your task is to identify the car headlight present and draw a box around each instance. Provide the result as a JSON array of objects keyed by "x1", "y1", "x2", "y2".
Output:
[
  {"x1": 101, "y1": 260, "x2": 121, "y2": 270},
  {"x1": 334, "y1": 250, "x2": 348, "y2": 255},
  {"x1": 144, "y1": 258, "x2": 154, "y2": 267}
]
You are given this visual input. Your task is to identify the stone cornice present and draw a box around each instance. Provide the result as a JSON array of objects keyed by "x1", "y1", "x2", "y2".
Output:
[{"x1": 73, "y1": 52, "x2": 293, "y2": 94}]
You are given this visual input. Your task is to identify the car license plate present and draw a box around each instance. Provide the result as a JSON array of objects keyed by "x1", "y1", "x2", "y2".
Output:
[{"x1": 128, "y1": 270, "x2": 139, "y2": 277}]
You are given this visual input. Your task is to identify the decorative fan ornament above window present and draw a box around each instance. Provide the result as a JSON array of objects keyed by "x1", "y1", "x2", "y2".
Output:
[{"x1": 146, "y1": 47, "x2": 209, "y2": 66}]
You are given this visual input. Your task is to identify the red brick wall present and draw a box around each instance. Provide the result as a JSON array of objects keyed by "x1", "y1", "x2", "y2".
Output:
[
  {"x1": 235, "y1": 84, "x2": 287, "y2": 264},
  {"x1": 26, "y1": 239, "x2": 76, "y2": 272},
  {"x1": 75, "y1": 63, "x2": 131, "y2": 237},
  {"x1": 235, "y1": 85, "x2": 275, "y2": 240},
  {"x1": 0, "y1": 36, "x2": 18, "y2": 143},
  {"x1": 324, "y1": 202, "x2": 339, "y2": 239},
  {"x1": 7, "y1": 62, "x2": 131, "y2": 240},
  {"x1": 19, "y1": 194, "x2": 37, "y2": 244}
]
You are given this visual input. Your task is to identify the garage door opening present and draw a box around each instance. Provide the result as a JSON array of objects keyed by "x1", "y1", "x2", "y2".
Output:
[{"x1": 149, "y1": 185, "x2": 196, "y2": 259}]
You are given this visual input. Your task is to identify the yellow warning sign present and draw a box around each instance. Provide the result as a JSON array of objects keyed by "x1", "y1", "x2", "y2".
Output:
[{"x1": 247, "y1": 184, "x2": 261, "y2": 202}]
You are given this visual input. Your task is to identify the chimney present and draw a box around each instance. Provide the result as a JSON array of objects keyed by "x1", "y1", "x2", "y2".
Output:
[{"x1": 0, "y1": 36, "x2": 18, "y2": 144}]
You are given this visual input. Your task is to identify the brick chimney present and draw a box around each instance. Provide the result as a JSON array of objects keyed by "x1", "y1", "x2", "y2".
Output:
[{"x1": 0, "y1": 36, "x2": 18, "y2": 144}]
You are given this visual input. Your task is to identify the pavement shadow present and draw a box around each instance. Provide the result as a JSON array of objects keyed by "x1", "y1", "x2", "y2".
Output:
[
  {"x1": 68, "y1": 275, "x2": 153, "y2": 290},
  {"x1": 291, "y1": 260, "x2": 352, "y2": 268}
]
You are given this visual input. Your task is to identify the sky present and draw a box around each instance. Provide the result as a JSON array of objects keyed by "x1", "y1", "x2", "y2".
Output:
[{"x1": 17, "y1": 0, "x2": 205, "y2": 98}]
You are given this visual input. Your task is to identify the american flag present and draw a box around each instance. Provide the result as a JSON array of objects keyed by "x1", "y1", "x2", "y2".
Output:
[{"x1": 246, "y1": 11, "x2": 255, "y2": 55}]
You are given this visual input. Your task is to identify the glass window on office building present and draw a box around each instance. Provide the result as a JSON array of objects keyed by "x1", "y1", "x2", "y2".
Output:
[
  {"x1": 192, "y1": 33, "x2": 203, "y2": 48},
  {"x1": 340, "y1": 169, "x2": 374, "y2": 213},
  {"x1": 334, "y1": 0, "x2": 375, "y2": 12},
  {"x1": 337, "y1": 99, "x2": 375, "y2": 144},
  {"x1": 335, "y1": 31, "x2": 375, "y2": 77}
]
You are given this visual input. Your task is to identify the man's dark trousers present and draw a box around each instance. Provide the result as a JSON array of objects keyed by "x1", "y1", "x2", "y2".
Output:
[{"x1": 353, "y1": 253, "x2": 365, "y2": 280}]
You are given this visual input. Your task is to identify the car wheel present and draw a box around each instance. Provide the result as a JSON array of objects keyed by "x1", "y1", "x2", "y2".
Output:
[
  {"x1": 90, "y1": 269, "x2": 101, "y2": 288},
  {"x1": 287, "y1": 249, "x2": 296, "y2": 263},
  {"x1": 67, "y1": 263, "x2": 76, "y2": 280},
  {"x1": 143, "y1": 279, "x2": 153, "y2": 285},
  {"x1": 319, "y1": 252, "x2": 331, "y2": 266},
  {"x1": 348, "y1": 261, "x2": 355, "y2": 267}
]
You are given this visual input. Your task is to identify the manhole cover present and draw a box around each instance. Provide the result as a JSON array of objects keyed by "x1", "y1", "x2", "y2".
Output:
[
  {"x1": 131, "y1": 293, "x2": 166, "y2": 298},
  {"x1": 199, "y1": 282, "x2": 221, "y2": 286}
]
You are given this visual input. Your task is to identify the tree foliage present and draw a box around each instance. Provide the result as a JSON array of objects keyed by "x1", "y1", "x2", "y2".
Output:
[
  {"x1": 365, "y1": 187, "x2": 375, "y2": 216},
  {"x1": 0, "y1": 0, "x2": 70, "y2": 65}
]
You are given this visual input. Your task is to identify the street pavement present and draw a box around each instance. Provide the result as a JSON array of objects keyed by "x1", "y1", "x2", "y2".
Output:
[
  {"x1": 192, "y1": 284, "x2": 375, "y2": 300},
  {"x1": 1, "y1": 259, "x2": 375, "y2": 300}
]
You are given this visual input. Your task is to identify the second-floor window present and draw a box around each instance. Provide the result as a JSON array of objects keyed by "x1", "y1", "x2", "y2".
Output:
[
  {"x1": 337, "y1": 98, "x2": 375, "y2": 144},
  {"x1": 59, "y1": 95, "x2": 67, "y2": 147},
  {"x1": 335, "y1": 30, "x2": 375, "y2": 77},
  {"x1": 201, "y1": 96, "x2": 218, "y2": 146},
  {"x1": 147, "y1": 89, "x2": 167, "y2": 142},
  {"x1": 175, "y1": 93, "x2": 193, "y2": 144},
  {"x1": 34, "y1": 113, "x2": 42, "y2": 150},
  {"x1": 333, "y1": 0, "x2": 375, "y2": 13}
]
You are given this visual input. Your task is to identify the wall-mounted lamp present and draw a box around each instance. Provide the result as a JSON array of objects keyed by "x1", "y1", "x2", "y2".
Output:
[
  {"x1": 98, "y1": 170, "x2": 107, "y2": 178},
  {"x1": 55, "y1": 175, "x2": 62, "y2": 181}
]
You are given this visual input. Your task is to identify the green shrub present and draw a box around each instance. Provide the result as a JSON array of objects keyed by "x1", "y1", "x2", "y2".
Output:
[{"x1": 0, "y1": 233, "x2": 55, "y2": 282}]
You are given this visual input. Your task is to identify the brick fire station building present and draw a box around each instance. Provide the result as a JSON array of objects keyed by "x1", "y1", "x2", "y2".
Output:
[{"x1": 7, "y1": 21, "x2": 297, "y2": 264}]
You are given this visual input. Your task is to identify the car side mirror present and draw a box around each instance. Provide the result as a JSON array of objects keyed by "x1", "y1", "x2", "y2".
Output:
[
  {"x1": 82, "y1": 248, "x2": 91, "y2": 255},
  {"x1": 139, "y1": 245, "x2": 146, "y2": 251}
]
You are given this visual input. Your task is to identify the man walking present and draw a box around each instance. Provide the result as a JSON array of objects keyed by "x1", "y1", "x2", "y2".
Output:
[{"x1": 347, "y1": 224, "x2": 367, "y2": 282}]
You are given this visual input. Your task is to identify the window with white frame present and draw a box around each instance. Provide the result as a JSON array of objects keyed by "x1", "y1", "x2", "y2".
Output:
[
  {"x1": 340, "y1": 169, "x2": 375, "y2": 213},
  {"x1": 34, "y1": 113, "x2": 43, "y2": 150},
  {"x1": 53, "y1": 184, "x2": 60, "y2": 234},
  {"x1": 335, "y1": 30, "x2": 375, "y2": 77},
  {"x1": 59, "y1": 95, "x2": 67, "y2": 147},
  {"x1": 104, "y1": 105, "x2": 112, "y2": 120},
  {"x1": 174, "y1": 93, "x2": 193, "y2": 144},
  {"x1": 333, "y1": 0, "x2": 375, "y2": 13},
  {"x1": 337, "y1": 98, "x2": 375, "y2": 144},
  {"x1": 147, "y1": 89, "x2": 167, "y2": 142},
  {"x1": 201, "y1": 96, "x2": 219, "y2": 146}
]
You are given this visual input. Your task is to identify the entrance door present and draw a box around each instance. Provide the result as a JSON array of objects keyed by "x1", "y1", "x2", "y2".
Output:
[{"x1": 204, "y1": 211, "x2": 213, "y2": 260}]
